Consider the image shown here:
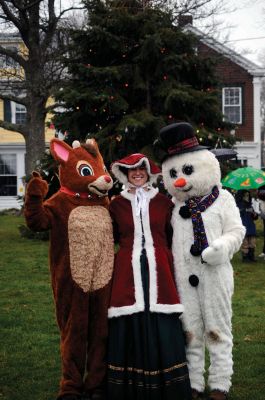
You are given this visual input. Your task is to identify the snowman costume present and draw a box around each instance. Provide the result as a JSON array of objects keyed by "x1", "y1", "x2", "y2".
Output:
[{"x1": 158, "y1": 123, "x2": 245, "y2": 398}]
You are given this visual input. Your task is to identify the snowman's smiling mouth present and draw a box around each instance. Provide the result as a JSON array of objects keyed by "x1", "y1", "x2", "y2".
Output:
[{"x1": 179, "y1": 185, "x2": 193, "y2": 192}]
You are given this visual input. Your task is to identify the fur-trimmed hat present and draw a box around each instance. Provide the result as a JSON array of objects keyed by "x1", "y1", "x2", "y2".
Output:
[
  {"x1": 111, "y1": 153, "x2": 161, "y2": 186},
  {"x1": 156, "y1": 122, "x2": 208, "y2": 161}
]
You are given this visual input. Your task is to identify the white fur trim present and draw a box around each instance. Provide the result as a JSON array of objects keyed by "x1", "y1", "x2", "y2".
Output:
[
  {"x1": 150, "y1": 303, "x2": 184, "y2": 313},
  {"x1": 141, "y1": 193, "x2": 158, "y2": 309},
  {"x1": 109, "y1": 302, "x2": 184, "y2": 317},
  {"x1": 109, "y1": 187, "x2": 182, "y2": 317},
  {"x1": 111, "y1": 157, "x2": 160, "y2": 186},
  {"x1": 108, "y1": 304, "x2": 144, "y2": 318},
  {"x1": 121, "y1": 187, "x2": 158, "y2": 201}
]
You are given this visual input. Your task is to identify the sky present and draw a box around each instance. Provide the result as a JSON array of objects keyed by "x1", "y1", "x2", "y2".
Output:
[
  {"x1": 62, "y1": 0, "x2": 265, "y2": 67},
  {"x1": 195, "y1": 0, "x2": 265, "y2": 66}
]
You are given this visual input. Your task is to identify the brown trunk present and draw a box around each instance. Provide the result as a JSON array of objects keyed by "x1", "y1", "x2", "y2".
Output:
[{"x1": 24, "y1": 99, "x2": 46, "y2": 176}]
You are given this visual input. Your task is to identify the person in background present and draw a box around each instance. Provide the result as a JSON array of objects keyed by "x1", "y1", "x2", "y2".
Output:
[
  {"x1": 107, "y1": 153, "x2": 192, "y2": 400},
  {"x1": 257, "y1": 185, "x2": 265, "y2": 260},
  {"x1": 235, "y1": 189, "x2": 258, "y2": 262}
]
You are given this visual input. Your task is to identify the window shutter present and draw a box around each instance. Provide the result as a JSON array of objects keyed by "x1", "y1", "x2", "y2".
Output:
[{"x1": 4, "y1": 100, "x2": 11, "y2": 122}]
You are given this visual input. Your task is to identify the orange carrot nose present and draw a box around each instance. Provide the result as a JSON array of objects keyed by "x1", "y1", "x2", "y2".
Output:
[
  {"x1": 104, "y1": 175, "x2": 112, "y2": 183},
  {"x1": 174, "y1": 178, "x2": 187, "y2": 187}
]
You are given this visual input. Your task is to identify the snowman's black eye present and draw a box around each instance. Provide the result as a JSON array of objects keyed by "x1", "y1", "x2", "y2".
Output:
[
  {"x1": 169, "y1": 168, "x2": 177, "y2": 178},
  {"x1": 182, "y1": 164, "x2": 194, "y2": 175}
]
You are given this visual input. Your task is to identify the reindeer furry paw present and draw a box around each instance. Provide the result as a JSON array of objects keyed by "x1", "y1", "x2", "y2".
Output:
[{"x1": 26, "y1": 171, "x2": 48, "y2": 198}]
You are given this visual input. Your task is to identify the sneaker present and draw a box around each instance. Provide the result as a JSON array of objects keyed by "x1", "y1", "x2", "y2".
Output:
[{"x1": 258, "y1": 252, "x2": 265, "y2": 257}]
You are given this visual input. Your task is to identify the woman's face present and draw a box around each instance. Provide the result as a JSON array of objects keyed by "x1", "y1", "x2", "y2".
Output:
[{"x1": 128, "y1": 166, "x2": 149, "y2": 187}]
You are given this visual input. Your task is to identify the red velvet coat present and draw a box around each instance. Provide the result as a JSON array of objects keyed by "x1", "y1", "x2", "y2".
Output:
[{"x1": 108, "y1": 187, "x2": 183, "y2": 317}]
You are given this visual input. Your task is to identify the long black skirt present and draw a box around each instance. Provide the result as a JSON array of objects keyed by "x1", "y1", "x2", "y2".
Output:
[{"x1": 107, "y1": 251, "x2": 192, "y2": 400}]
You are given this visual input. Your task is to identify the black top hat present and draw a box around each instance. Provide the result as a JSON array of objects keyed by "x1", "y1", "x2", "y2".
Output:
[{"x1": 157, "y1": 122, "x2": 208, "y2": 160}]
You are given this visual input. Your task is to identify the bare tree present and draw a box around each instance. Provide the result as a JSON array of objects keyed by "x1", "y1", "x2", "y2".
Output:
[{"x1": 0, "y1": 0, "x2": 83, "y2": 175}]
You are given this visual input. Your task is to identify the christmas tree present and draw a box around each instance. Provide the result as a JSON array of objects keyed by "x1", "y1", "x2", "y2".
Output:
[{"x1": 52, "y1": 0, "x2": 235, "y2": 166}]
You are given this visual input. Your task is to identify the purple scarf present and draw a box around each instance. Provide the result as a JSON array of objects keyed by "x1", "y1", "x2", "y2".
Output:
[{"x1": 182, "y1": 186, "x2": 219, "y2": 256}]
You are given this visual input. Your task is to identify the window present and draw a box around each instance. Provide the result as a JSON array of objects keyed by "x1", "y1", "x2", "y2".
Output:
[
  {"x1": 4, "y1": 100, "x2": 27, "y2": 124},
  {"x1": 15, "y1": 103, "x2": 27, "y2": 124},
  {"x1": 222, "y1": 87, "x2": 242, "y2": 124},
  {"x1": 0, "y1": 154, "x2": 17, "y2": 196}
]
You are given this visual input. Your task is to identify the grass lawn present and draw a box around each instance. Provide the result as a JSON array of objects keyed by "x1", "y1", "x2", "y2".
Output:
[
  {"x1": 0, "y1": 214, "x2": 265, "y2": 400},
  {"x1": 0, "y1": 214, "x2": 60, "y2": 400}
]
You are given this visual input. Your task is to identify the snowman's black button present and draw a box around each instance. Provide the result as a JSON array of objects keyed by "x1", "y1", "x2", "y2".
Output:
[
  {"x1": 179, "y1": 205, "x2": 191, "y2": 219},
  {"x1": 189, "y1": 274, "x2": 199, "y2": 287},
  {"x1": 190, "y1": 244, "x2": 202, "y2": 256}
]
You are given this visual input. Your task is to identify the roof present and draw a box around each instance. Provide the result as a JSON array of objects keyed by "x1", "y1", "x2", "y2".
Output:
[
  {"x1": 0, "y1": 32, "x2": 23, "y2": 44},
  {"x1": 0, "y1": 128, "x2": 55, "y2": 145},
  {"x1": 184, "y1": 24, "x2": 265, "y2": 78}
]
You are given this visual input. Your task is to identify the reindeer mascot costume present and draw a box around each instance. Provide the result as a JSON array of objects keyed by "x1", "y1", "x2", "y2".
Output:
[{"x1": 24, "y1": 138, "x2": 114, "y2": 400}]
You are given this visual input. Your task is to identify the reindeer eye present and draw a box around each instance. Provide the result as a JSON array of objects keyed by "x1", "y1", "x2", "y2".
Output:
[{"x1": 78, "y1": 164, "x2": 94, "y2": 176}]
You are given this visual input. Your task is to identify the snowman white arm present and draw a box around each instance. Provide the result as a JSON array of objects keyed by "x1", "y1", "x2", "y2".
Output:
[{"x1": 201, "y1": 191, "x2": 246, "y2": 265}]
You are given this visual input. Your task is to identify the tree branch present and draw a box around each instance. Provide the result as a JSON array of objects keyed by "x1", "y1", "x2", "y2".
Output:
[
  {"x1": 45, "y1": 101, "x2": 61, "y2": 112},
  {"x1": 0, "y1": 119, "x2": 28, "y2": 137},
  {"x1": 0, "y1": 92, "x2": 27, "y2": 106},
  {"x1": 41, "y1": 2, "x2": 85, "y2": 51},
  {"x1": 0, "y1": 44, "x2": 27, "y2": 68},
  {"x1": 48, "y1": 0, "x2": 55, "y2": 20},
  {"x1": 58, "y1": 5, "x2": 85, "y2": 18},
  {"x1": 17, "y1": 0, "x2": 42, "y2": 12},
  {"x1": 0, "y1": 0, "x2": 24, "y2": 31},
  {"x1": 40, "y1": 0, "x2": 58, "y2": 50}
]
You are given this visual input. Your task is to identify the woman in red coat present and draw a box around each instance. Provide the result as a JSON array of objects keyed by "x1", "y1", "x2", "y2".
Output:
[{"x1": 107, "y1": 153, "x2": 192, "y2": 400}]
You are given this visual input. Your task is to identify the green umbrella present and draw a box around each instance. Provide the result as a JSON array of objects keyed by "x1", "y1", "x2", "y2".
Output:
[{"x1": 222, "y1": 167, "x2": 265, "y2": 190}]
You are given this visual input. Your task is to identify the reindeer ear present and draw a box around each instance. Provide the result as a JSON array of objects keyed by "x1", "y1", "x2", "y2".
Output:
[{"x1": 50, "y1": 139, "x2": 72, "y2": 163}]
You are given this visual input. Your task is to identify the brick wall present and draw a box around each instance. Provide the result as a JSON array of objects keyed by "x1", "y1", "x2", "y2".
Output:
[{"x1": 198, "y1": 42, "x2": 254, "y2": 141}]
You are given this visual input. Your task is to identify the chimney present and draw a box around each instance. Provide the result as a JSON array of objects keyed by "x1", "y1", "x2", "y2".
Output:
[{"x1": 178, "y1": 15, "x2": 193, "y2": 27}]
